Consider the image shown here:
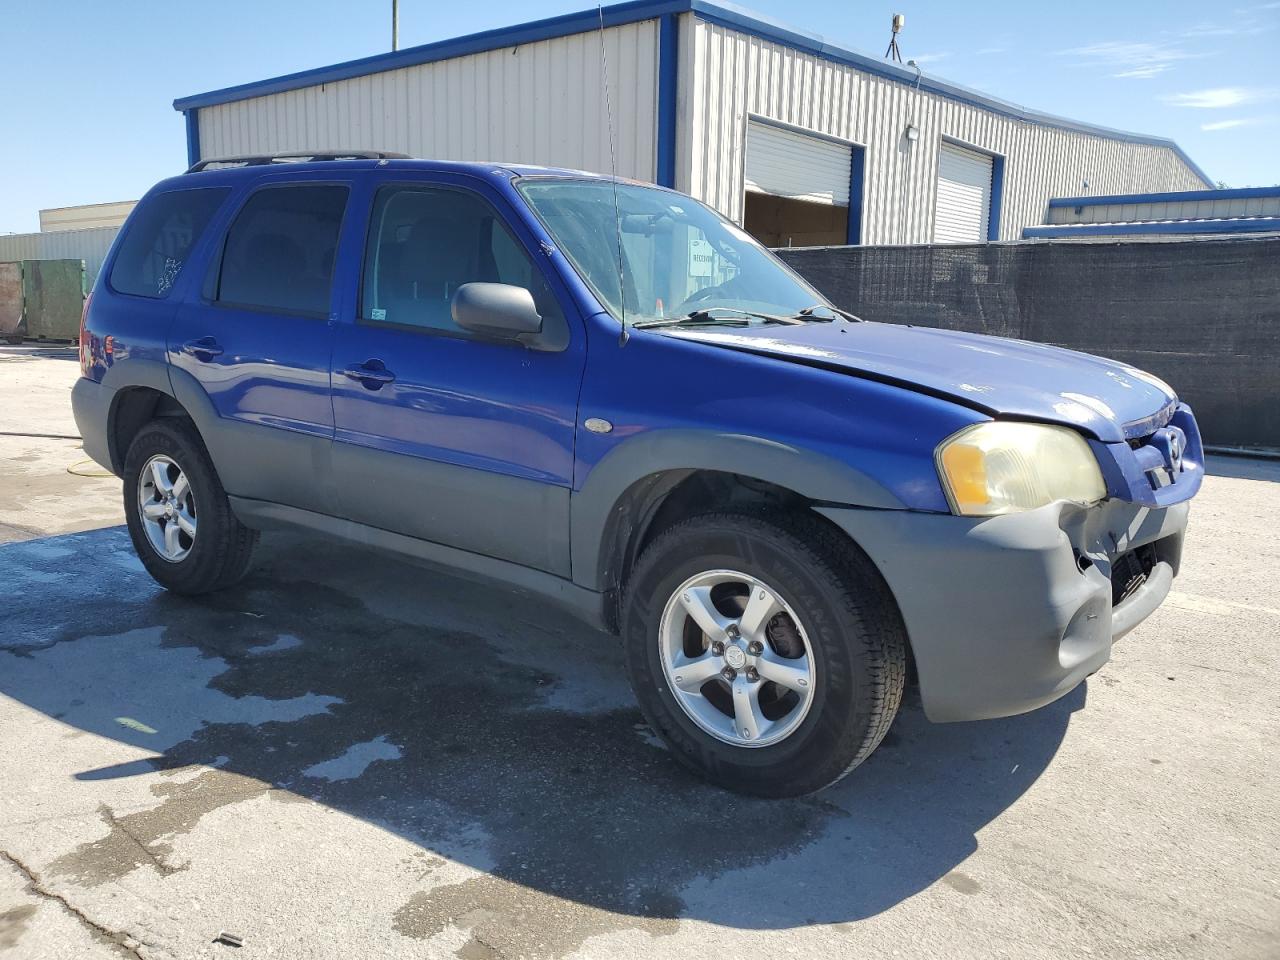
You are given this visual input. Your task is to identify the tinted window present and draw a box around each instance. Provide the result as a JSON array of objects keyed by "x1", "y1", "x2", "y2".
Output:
[
  {"x1": 216, "y1": 185, "x2": 348, "y2": 316},
  {"x1": 360, "y1": 185, "x2": 563, "y2": 335},
  {"x1": 109, "y1": 188, "x2": 228, "y2": 298}
]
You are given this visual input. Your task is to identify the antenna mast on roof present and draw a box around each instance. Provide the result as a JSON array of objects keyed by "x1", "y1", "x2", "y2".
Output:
[
  {"x1": 392, "y1": 0, "x2": 399, "y2": 51},
  {"x1": 884, "y1": 13, "x2": 905, "y2": 63}
]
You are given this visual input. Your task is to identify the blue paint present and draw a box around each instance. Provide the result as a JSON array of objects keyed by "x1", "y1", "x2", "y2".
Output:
[
  {"x1": 846, "y1": 146, "x2": 865, "y2": 245},
  {"x1": 1023, "y1": 218, "x2": 1280, "y2": 239},
  {"x1": 184, "y1": 109, "x2": 200, "y2": 167},
  {"x1": 655, "y1": 13, "x2": 679, "y2": 187},
  {"x1": 169, "y1": 0, "x2": 1211, "y2": 187},
  {"x1": 1048, "y1": 185, "x2": 1280, "y2": 207},
  {"x1": 987, "y1": 154, "x2": 1005, "y2": 242}
]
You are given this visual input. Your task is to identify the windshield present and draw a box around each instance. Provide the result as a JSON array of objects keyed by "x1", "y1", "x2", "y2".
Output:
[{"x1": 516, "y1": 179, "x2": 832, "y2": 325}]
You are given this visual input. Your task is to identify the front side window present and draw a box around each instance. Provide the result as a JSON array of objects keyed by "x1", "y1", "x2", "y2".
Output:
[
  {"x1": 109, "y1": 188, "x2": 229, "y2": 298},
  {"x1": 516, "y1": 179, "x2": 832, "y2": 326},
  {"x1": 360, "y1": 185, "x2": 564, "y2": 336},
  {"x1": 215, "y1": 184, "x2": 349, "y2": 316}
]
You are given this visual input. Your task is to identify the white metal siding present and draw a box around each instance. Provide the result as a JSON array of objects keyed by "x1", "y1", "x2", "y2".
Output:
[
  {"x1": 681, "y1": 18, "x2": 1207, "y2": 243},
  {"x1": 1046, "y1": 194, "x2": 1280, "y2": 224},
  {"x1": 198, "y1": 21, "x2": 660, "y2": 182},
  {"x1": 39, "y1": 201, "x2": 136, "y2": 233},
  {"x1": 933, "y1": 142, "x2": 991, "y2": 243},
  {"x1": 0, "y1": 226, "x2": 119, "y2": 285},
  {"x1": 744, "y1": 120, "x2": 851, "y2": 206}
]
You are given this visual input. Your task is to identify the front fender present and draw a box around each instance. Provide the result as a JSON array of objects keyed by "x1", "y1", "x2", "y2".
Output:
[{"x1": 569, "y1": 427, "x2": 905, "y2": 591}]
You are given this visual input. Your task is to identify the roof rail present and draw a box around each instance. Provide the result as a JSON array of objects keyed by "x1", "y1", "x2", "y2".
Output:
[{"x1": 186, "y1": 150, "x2": 410, "y2": 173}]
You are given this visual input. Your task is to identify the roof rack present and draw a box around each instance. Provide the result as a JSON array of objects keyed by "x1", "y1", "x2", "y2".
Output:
[{"x1": 186, "y1": 150, "x2": 410, "y2": 173}]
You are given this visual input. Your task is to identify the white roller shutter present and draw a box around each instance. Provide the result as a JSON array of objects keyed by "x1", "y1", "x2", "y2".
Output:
[
  {"x1": 933, "y1": 142, "x2": 993, "y2": 243},
  {"x1": 744, "y1": 121, "x2": 852, "y2": 207}
]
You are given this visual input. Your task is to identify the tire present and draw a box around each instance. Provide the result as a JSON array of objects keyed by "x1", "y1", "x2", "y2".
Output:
[
  {"x1": 621, "y1": 510, "x2": 906, "y2": 797},
  {"x1": 123, "y1": 418, "x2": 258, "y2": 594}
]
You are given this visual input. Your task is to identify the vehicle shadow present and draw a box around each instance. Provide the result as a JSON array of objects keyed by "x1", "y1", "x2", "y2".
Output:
[{"x1": 0, "y1": 526, "x2": 1078, "y2": 952}]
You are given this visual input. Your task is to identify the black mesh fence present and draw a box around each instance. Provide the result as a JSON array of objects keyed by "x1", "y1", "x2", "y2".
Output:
[{"x1": 777, "y1": 236, "x2": 1280, "y2": 451}]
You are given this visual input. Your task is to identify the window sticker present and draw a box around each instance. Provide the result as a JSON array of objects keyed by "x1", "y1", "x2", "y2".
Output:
[
  {"x1": 688, "y1": 237, "x2": 714, "y2": 278},
  {"x1": 370, "y1": 308, "x2": 387, "y2": 321}
]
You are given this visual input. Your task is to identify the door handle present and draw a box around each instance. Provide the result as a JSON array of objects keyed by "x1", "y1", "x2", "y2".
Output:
[
  {"x1": 181, "y1": 336, "x2": 224, "y2": 360},
  {"x1": 341, "y1": 360, "x2": 395, "y2": 388}
]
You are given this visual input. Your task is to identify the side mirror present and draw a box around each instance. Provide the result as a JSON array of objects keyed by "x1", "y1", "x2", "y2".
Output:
[{"x1": 451, "y1": 282, "x2": 542, "y2": 343}]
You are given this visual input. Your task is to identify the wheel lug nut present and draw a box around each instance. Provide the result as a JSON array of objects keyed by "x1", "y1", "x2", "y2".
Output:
[
  {"x1": 711, "y1": 641, "x2": 725, "y2": 656},
  {"x1": 721, "y1": 666, "x2": 737, "y2": 681},
  {"x1": 747, "y1": 641, "x2": 763, "y2": 655},
  {"x1": 725, "y1": 624, "x2": 740, "y2": 639},
  {"x1": 746, "y1": 667, "x2": 760, "y2": 682}
]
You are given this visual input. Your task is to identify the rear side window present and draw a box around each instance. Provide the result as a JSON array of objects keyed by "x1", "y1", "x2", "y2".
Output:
[
  {"x1": 109, "y1": 188, "x2": 228, "y2": 298},
  {"x1": 215, "y1": 184, "x2": 349, "y2": 316}
]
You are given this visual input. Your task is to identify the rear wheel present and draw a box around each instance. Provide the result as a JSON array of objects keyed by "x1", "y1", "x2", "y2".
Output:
[
  {"x1": 621, "y1": 511, "x2": 906, "y2": 797},
  {"x1": 123, "y1": 419, "x2": 258, "y2": 594}
]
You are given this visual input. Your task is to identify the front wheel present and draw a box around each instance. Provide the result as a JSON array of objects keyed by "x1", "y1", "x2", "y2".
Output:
[
  {"x1": 621, "y1": 511, "x2": 907, "y2": 797},
  {"x1": 123, "y1": 419, "x2": 258, "y2": 595}
]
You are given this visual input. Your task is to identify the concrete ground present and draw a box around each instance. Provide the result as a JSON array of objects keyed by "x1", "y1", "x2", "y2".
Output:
[{"x1": 1, "y1": 346, "x2": 1277, "y2": 960}]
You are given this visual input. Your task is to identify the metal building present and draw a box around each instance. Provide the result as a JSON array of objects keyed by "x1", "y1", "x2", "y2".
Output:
[
  {"x1": 173, "y1": 0, "x2": 1211, "y2": 246},
  {"x1": 38, "y1": 201, "x2": 136, "y2": 233}
]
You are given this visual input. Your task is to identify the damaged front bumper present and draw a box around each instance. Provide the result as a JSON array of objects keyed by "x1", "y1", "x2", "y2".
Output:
[{"x1": 817, "y1": 497, "x2": 1188, "y2": 722}]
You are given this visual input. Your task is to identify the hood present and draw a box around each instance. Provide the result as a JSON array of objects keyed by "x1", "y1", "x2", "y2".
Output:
[{"x1": 662, "y1": 321, "x2": 1177, "y2": 443}]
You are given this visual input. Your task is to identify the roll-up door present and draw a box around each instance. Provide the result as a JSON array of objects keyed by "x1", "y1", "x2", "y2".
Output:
[
  {"x1": 933, "y1": 142, "x2": 993, "y2": 243},
  {"x1": 744, "y1": 121, "x2": 852, "y2": 206}
]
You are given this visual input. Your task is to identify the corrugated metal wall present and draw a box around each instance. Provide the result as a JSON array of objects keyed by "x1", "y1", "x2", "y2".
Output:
[
  {"x1": 198, "y1": 21, "x2": 661, "y2": 182},
  {"x1": 1046, "y1": 195, "x2": 1280, "y2": 224},
  {"x1": 0, "y1": 226, "x2": 118, "y2": 286},
  {"x1": 677, "y1": 18, "x2": 1207, "y2": 243}
]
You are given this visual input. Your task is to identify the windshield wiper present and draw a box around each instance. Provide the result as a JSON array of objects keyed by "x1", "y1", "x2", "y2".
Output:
[
  {"x1": 633, "y1": 306, "x2": 804, "y2": 329},
  {"x1": 798, "y1": 303, "x2": 863, "y2": 323}
]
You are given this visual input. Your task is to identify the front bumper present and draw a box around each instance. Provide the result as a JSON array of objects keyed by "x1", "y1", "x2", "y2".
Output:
[{"x1": 817, "y1": 497, "x2": 1188, "y2": 722}]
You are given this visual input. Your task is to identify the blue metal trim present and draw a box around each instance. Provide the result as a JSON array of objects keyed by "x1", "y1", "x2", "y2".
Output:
[
  {"x1": 846, "y1": 146, "x2": 865, "y2": 245},
  {"x1": 173, "y1": 0, "x2": 688, "y2": 111},
  {"x1": 1022, "y1": 219, "x2": 1280, "y2": 239},
  {"x1": 184, "y1": 109, "x2": 201, "y2": 167},
  {"x1": 1048, "y1": 185, "x2": 1280, "y2": 208},
  {"x1": 655, "y1": 13, "x2": 679, "y2": 187},
  {"x1": 988, "y1": 154, "x2": 1005, "y2": 242},
  {"x1": 170, "y1": 0, "x2": 1211, "y2": 187}
]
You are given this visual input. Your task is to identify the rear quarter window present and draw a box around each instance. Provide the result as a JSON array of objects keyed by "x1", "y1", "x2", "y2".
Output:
[{"x1": 109, "y1": 188, "x2": 229, "y2": 298}]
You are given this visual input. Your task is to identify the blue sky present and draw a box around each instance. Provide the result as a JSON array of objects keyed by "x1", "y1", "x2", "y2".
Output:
[{"x1": 1, "y1": 0, "x2": 1276, "y2": 233}]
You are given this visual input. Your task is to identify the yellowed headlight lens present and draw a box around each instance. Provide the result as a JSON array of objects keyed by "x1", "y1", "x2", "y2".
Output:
[{"x1": 936, "y1": 421, "x2": 1106, "y2": 516}]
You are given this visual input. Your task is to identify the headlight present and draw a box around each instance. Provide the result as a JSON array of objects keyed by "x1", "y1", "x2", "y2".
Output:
[{"x1": 935, "y1": 421, "x2": 1106, "y2": 516}]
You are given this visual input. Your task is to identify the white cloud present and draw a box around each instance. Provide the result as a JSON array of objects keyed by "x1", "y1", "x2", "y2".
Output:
[
  {"x1": 910, "y1": 51, "x2": 950, "y2": 65},
  {"x1": 1060, "y1": 39, "x2": 1202, "y2": 79},
  {"x1": 1114, "y1": 64, "x2": 1171, "y2": 79},
  {"x1": 1163, "y1": 87, "x2": 1279, "y2": 108},
  {"x1": 1200, "y1": 117, "x2": 1272, "y2": 131}
]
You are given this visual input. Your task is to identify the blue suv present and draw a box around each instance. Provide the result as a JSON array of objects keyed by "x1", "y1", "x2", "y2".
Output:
[{"x1": 72, "y1": 153, "x2": 1202, "y2": 796}]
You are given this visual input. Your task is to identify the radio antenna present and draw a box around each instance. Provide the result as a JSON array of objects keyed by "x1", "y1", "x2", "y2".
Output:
[{"x1": 597, "y1": 4, "x2": 629, "y2": 344}]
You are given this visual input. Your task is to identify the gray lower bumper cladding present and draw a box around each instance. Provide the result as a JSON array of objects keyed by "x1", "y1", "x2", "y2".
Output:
[{"x1": 818, "y1": 498, "x2": 1189, "y2": 722}]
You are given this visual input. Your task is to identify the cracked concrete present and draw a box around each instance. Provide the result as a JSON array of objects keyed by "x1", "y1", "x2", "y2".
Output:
[{"x1": 1, "y1": 350, "x2": 1278, "y2": 959}]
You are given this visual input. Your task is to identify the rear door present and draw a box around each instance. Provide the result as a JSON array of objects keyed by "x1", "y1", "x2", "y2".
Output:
[
  {"x1": 169, "y1": 175, "x2": 351, "y2": 513},
  {"x1": 328, "y1": 173, "x2": 585, "y2": 576}
]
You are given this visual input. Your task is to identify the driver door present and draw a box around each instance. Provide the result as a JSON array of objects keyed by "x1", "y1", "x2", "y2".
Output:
[{"x1": 329, "y1": 175, "x2": 586, "y2": 576}]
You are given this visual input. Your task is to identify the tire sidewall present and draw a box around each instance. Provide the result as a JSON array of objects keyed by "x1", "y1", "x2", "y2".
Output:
[
  {"x1": 123, "y1": 420, "x2": 226, "y2": 593},
  {"x1": 623, "y1": 515, "x2": 878, "y2": 795}
]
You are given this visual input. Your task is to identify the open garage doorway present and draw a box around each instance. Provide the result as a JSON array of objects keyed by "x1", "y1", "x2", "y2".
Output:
[{"x1": 742, "y1": 119, "x2": 863, "y2": 248}]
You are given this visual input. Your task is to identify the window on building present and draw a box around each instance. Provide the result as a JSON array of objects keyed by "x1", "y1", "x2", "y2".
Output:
[
  {"x1": 360, "y1": 185, "x2": 564, "y2": 336},
  {"x1": 109, "y1": 188, "x2": 229, "y2": 298},
  {"x1": 215, "y1": 185, "x2": 349, "y2": 316}
]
